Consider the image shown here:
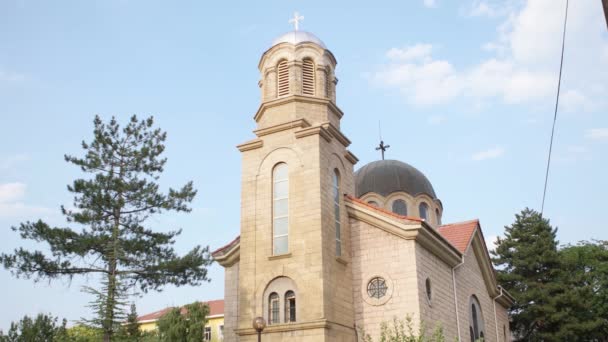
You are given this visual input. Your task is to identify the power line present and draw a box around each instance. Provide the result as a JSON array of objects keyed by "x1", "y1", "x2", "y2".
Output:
[{"x1": 541, "y1": 0, "x2": 569, "y2": 216}]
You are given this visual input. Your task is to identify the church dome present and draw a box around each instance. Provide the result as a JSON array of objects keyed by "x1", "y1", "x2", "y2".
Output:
[
  {"x1": 355, "y1": 160, "x2": 438, "y2": 199},
  {"x1": 270, "y1": 31, "x2": 327, "y2": 49}
]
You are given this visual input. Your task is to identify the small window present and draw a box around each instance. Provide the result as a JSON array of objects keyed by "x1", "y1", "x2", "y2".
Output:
[
  {"x1": 204, "y1": 326, "x2": 211, "y2": 341},
  {"x1": 277, "y1": 60, "x2": 289, "y2": 97},
  {"x1": 469, "y1": 296, "x2": 485, "y2": 341},
  {"x1": 333, "y1": 170, "x2": 341, "y2": 256},
  {"x1": 219, "y1": 325, "x2": 224, "y2": 340},
  {"x1": 367, "y1": 201, "x2": 379, "y2": 207},
  {"x1": 325, "y1": 68, "x2": 332, "y2": 98},
  {"x1": 302, "y1": 59, "x2": 315, "y2": 96},
  {"x1": 367, "y1": 277, "x2": 388, "y2": 299},
  {"x1": 419, "y1": 202, "x2": 429, "y2": 220},
  {"x1": 425, "y1": 278, "x2": 432, "y2": 302},
  {"x1": 269, "y1": 292, "x2": 280, "y2": 324},
  {"x1": 435, "y1": 208, "x2": 441, "y2": 225},
  {"x1": 392, "y1": 199, "x2": 408, "y2": 216},
  {"x1": 273, "y1": 163, "x2": 289, "y2": 255},
  {"x1": 285, "y1": 290, "x2": 296, "y2": 323}
]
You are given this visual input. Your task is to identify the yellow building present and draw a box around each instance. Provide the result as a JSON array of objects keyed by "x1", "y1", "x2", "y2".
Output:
[{"x1": 137, "y1": 299, "x2": 225, "y2": 341}]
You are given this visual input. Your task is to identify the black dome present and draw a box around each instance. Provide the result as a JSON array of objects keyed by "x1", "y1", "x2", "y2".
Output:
[{"x1": 355, "y1": 160, "x2": 437, "y2": 199}]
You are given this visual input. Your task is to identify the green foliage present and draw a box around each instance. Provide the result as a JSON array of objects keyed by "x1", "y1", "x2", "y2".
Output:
[
  {"x1": 1, "y1": 115, "x2": 213, "y2": 341},
  {"x1": 123, "y1": 303, "x2": 141, "y2": 339},
  {"x1": 0, "y1": 313, "x2": 67, "y2": 342},
  {"x1": 61, "y1": 324, "x2": 103, "y2": 342},
  {"x1": 359, "y1": 316, "x2": 446, "y2": 342},
  {"x1": 157, "y1": 302, "x2": 209, "y2": 342}
]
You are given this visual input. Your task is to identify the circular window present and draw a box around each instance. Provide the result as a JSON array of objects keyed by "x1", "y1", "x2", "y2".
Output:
[
  {"x1": 367, "y1": 277, "x2": 388, "y2": 299},
  {"x1": 425, "y1": 278, "x2": 432, "y2": 302}
]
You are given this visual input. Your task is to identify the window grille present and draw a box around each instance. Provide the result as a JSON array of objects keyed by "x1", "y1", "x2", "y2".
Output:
[
  {"x1": 269, "y1": 292, "x2": 280, "y2": 324},
  {"x1": 302, "y1": 59, "x2": 315, "y2": 96},
  {"x1": 285, "y1": 290, "x2": 296, "y2": 323},
  {"x1": 277, "y1": 61, "x2": 289, "y2": 97}
]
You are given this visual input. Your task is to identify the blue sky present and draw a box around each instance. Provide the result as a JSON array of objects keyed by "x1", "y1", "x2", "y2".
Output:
[{"x1": 1, "y1": 0, "x2": 607, "y2": 330}]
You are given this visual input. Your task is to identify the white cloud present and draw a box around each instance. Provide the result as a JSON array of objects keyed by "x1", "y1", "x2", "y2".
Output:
[
  {"x1": 586, "y1": 128, "x2": 608, "y2": 141},
  {"x1": 370, "y1": 0, "x2": 608, "y2": 111},
  {"x1": 0, "y1": 182, "x2": 52, "y2": 218},
  {"x1": 472, "y1": 147, "x2": 505, "y2": 161},
  {"x1": 555, "y1": 145, "x2": 591, "y2": 162},
  {"x1": 0, "y1": 69, "x2": 25, "y2": 82},
  {"x1": 423, "y1": 0, "x2": 437, "y2": 8},
  {"x1": 485, "y1": 234, "x2": 498, "y2": 252}
]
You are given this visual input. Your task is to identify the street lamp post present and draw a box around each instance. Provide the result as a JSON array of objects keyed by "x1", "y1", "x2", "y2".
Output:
[{"x1": 252, "y1": 316, "x2": 266, "y2": 342}]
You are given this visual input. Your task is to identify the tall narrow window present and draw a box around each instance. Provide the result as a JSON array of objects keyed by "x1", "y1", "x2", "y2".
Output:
[
  {"x1": 332, "y1": 171, "x2": 341, "y2": 256},
  {"x1": 469, "y1": 296, "x2": 484, "y2": 341},
  {"x1": 277, "y1": 60, "x2": 289, "y2": 97},
  {"x1": 419, "y1": 202, "x2": 429, "y2": 221},
  {"x1": 392, "y1": 199, "x2": 408, "y2": 216},
  {"x1": 302, "y1": 59, "x2": 315, "y2": 96},
  {"x1": 269, "y1": 292, "x2": 280, "y2": 324},
  {"x1": 435, "y1": 208, "x2": 441, "y2": 225},
  {"x1": 204, "y1": 327, "x2": 211, "y2": 341},
  {"x1": 284, "y1": 290, "x2": 296, "y2": 323},
  {"x1": 273, "y1": 163, "x2": 289, "y2": 255},
  {"x1": 325, "y1": 68, "x2": 332, "y2": 98}
]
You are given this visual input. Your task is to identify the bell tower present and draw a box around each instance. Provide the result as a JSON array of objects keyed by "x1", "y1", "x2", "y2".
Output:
[{"x1": 232, "y1": 16, "x2": 359, "y2": 342}]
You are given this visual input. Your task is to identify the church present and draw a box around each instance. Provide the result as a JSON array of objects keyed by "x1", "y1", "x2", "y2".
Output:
[{"x1": 212, "y1": 21, "x2": 513, "y2": 342}]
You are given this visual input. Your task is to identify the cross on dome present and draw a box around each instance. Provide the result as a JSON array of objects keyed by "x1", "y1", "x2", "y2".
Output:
[{"x1": 289, "y1": 12, "x2": 304, "y2": 31}]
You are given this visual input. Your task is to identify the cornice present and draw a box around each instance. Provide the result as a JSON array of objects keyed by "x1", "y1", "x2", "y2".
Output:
[
  {"x1": 294, "y1": 125, "x2": 332, "y2": 142},
  {"x1": 254, "y1": 119, "x2": 311, "y2": 137},
  {"x1": 321, "y1": 122, "x2": 351, "y2": 147},
  {"x1": 237, "y1": 139, "x2": 263, "y2": 152},
  {"x1": 253, "y1": 95, "x2": 344, "y2": 123},
  {"x1": 235, "y1": 319, "x2": 330, "y2": 336},
  {"x1": 344, "y1": 151, "x2": 359, "y2": 165},
  {"x1": 212, "y1": 240, "x2": 240, "y2": 267}
]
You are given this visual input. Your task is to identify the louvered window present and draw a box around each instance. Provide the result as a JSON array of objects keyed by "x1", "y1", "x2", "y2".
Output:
[
  {"x1": 325, "y1": 69, "x2": 332, "y2": 98},
  {"x1": 302, "y1": 59, "x2": 315, "y2": 96},
  {"x1": 277, "y1": 60, "x2": 289, "y2": 97}
]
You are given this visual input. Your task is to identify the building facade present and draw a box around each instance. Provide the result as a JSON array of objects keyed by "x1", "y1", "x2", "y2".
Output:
[{"x1": 212, "y1": 29, "x2": 513, "y2": 342}]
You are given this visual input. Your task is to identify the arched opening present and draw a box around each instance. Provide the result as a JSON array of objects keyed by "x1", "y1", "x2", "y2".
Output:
[
  {"x1": 277, "y1": 60, "x2": 289, "y2": 97},
  {"x1": 333, "y1": 170, "x2": 341, "y2": 256},
  {"x1": 469, "y1": 295, "x2": 485, "y2": 341},
  {"x1": 419, "y1": 202, "x2": 429, "y2": 220},
  {"x1": 425, "y1": 278, "x2": 432, "y2": 302},
  {"x1": 392, "y1": 199, "x2": 408, "y2": 216},
  {"x1": 284, "y1": 290, "x2": 296, "y2": 323},
  {"x1": 268, "y1": 292, "x2": 280, "y2": 324},
  {"x1": 273, "y1": 163, "x2": 289, "y2": 255},
  {"x1": 302, "y1": 58, "x2": 315, "y2": 96},
  {"x1": 435, "y1": 208, "x2": 441, "y2": 225}
]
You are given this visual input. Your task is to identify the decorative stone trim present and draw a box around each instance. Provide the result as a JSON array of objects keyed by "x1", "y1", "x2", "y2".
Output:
[
  {"x1": 253, "y1": 119, "x2": 311, "y2": 137},
  {"x1": 253, "y1": 95, "x2": 344, "y2": 122},
  {"x1": 335, "y1": 256, "x2": 348, "y2": 265},
  {"x1": 321, "y1": 122, "x2": 351, "y2": 147},
  {"x1": 268, "y1": 253, "x2": 292, "y2": 261},
  {"x1": 294, "y1": 125, "x2": 332, "y2": 142},
  {"x1": 212, "y1": 239, "x2": 240, "y2": 267},
  {"x1": 235, "y1": 319, "x2": 330, "y2": 335},
  {"x1": 237, "y1": 139, "x2": 263, "y2": 152},
  {"x1": 362, "y1": 273, "x2": 394, "y2": 306},
  {"x1": 344, "y1": 150, "x2": 359, "y2": 165}
]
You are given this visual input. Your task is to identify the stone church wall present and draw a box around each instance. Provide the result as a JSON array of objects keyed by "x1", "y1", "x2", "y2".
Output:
[
  {"x1": 223, "y1": 261, "x2": 239, "y2": 342},
  {"x1": 415, "y1": 244, "x2": 459, "y2": 340},
  {"x1": 349, "y1": 218, "x2": 420, "y2": 340}
]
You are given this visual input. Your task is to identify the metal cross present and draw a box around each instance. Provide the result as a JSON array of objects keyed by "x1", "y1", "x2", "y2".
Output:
[
  {"x1": 289, "y1": 12, "x2": 304, "y2": 31},
  {"x1": 376, "y1": 140, "x2": 390, "y2": 160}
]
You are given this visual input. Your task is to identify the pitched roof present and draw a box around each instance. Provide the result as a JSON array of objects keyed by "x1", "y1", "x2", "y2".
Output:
[
  {"x1": 137, "y1": 299, "x2": 224, "y2": 322},
  {"x1": 212, "y1": 236, "x2": 240, "y2": 257},
  {"x1": 437, "y1": 219, "x2": 479, "y2": 253}
]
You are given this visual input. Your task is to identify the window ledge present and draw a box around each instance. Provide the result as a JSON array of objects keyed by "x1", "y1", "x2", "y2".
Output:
[
  {"x1": 268, "y1": 253, "x2": 292, "y2": 261},
  {"x1": 336, "y1": 256, "x2": 348, "y2": 265}
]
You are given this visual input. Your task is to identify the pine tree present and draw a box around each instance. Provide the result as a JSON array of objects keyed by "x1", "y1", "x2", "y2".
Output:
[
  {"x1": 0, "y1": 313, "x2": 67, "y2": 342},
  {"x1": 1, "y1": 115, "x2": 213, "y2": 341},
  {"x1": 124, "y1": 303, "x2": 141, "y2": 339},
  {"x1": 492, "y1": 208, "x2": 562, "y2": 341}
]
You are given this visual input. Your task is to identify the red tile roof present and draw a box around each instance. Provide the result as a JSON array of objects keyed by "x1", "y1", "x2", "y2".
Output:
[
  {"x1": 437, "y1": 219, "x2": 479, "y2": 253},
  {"x1": 345, "y1": 194, "x2": 424, "y2": 222},
  {"x1": 137, "y1": 299, "x2": 224, "y2": 322}
]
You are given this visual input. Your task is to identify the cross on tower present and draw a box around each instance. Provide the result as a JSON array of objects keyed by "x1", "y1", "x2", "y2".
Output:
[
  {"x1": 289, "y1": 12, "x2": 304, "y2": 31},
  {"x1": 376, "y1": 140, "x2": 390, "y2": 160}
]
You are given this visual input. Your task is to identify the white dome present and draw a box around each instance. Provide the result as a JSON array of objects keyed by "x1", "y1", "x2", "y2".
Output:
[{"x1": 270, "y1": 31, "x2": 327, "y2": 49}]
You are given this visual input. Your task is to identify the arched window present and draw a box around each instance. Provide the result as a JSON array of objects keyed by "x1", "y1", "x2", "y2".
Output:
[
  {"x1": 419, "y1": 202, "x2": 429, "y2": 220},
  {"x1": 273, "y1": 163, "x2": 289, "y2": 255},
  {"x1": 277, "y1": 60, "x2": 289, "y2": 97},
  {"x1": 367, "y1": 201, "x2": 379, "y2": 207},
  {"x1": 435, "y1": 208, "x2": 441, "y2": 225},
  {"x1": 302, "y1": 59, "x2": 315, "y2": 96},
  {"x1": 392, "y1": 199, "x2": 408, "y2": 216},
  {"x1": 284, "y1": 290, "x2": 296, "y2": 323},
  {"x1": 469, "y1": 296, "x2": 485, "y2": 341},
  {"x1": 333, "y1": 170, "x2": 341, "y2": 256},
  {"x1": 268, "y1": 292, "x2": 280, "y2": 324},
  {"x1": 325, "y1": 68, "x2": 332, "y2": 98},
  {"x1": 425, "y1": 278, "x2": 432, "y2": 302}
]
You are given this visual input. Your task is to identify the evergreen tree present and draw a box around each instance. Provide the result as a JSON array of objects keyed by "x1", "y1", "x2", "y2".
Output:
[
  {"x1": 124, "y1": 303, "x2": 141, "y2": 339},
  {"x1": 157, "y1": 302, "x2": 209, "y2": 342},
  {"x1": 0, "y1": 313, "x2": 67, "y2": 342},
  {"x1": 1, "y1": 115, "x2": 213, "y2": 341},
  {"x1": 492, "y1": 208, "x2": 562, "y2": 341}
]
